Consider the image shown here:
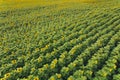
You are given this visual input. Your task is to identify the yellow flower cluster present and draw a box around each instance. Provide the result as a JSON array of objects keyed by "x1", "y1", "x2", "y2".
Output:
[
  {"x1": 34, "y1": 77, "x2": 39, "y2": 80},
  {"x1": 50, "y1": 76, "x2": 55, "y2": 80},
  {"x1": 1, "y1": 78, "x2": 6, "y2": 80},
  {"x1": 50, "y1": 64, "x2": 56, "y2": 69},
  {"x1": 70, "y1": 49, "x2": 76, "y2": 55},
  {"x1": 50, "y1": 59, "x2": 57, "y2": 69},
  {"x1": 60, "y1": 54, "x2": 65, "y2": 58},
  {"x1": 41, "y1": 48, "x2": 45, "y2": 52},
  {"x1": 39, "y1": 68, "x2": 44, "y2": 72},
  {"x1": 16, "y1": 67, "x2": 23, "y2": 73},
  {"x1": 31, "y1": 68, "x2": 35, "y2": 73},
  {"x1": 38, "y1": 57, "x2": 42, "y2": 63},
  {"x1": 44, "y1": 64, "x2": 49, "y2": 69},
  {"x1": 56, "y1": 73, "x2": 61, "y2": 78},
  {"x1": 4, "y1": 73, "x2": 10, "y2": 78},
  {"x1": 67, "y1": 77, "x2": 74, "y2": 80},
  {"x1": 65, "y1": 67, "x2": 69, "y2": 72},
  {"x1": 41, "y1": 44, "x2": 49, "y2": 52},
  {"x1": 73, "y1": 63, "x2": 76, "y2": 67},
  {"x1": 109, "y1": 68, "x2": 112, "y2": 72},
  {"x1": 89, "y1": 71, "x2": 93, "y2": 75},
  {"x1": 113, "y1": 65, "x2": 116, "y2": 69},
  {"x1": 103, "y1": 72, "x2": 107, "y2": 77},
  {"x1": 45, "y1": 45, "x2": 49, "y2": 48},
  {"x1": 11, "y1": 60, "x2": 17, "y2": 64},
  {"x1": 53, "y1": 59, "x2": 58, "y2": 64}
]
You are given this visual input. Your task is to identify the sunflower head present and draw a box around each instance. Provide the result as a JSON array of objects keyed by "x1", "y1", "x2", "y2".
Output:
[
  {"x1": 56, "y1": 73, "x2": 61, "y2": 78},
  {"x1": 16, "y1": 67, "x2": 23, "y2": 73},
  {"x1": 11, "y1": 60, "x2": 17, "y2": 64},
  {"x1": 4, "y1": 73, "x2": 10, "y2": 78},
  {"x1": 34, "y1": 77, "x2": 39, "y2": 80}
]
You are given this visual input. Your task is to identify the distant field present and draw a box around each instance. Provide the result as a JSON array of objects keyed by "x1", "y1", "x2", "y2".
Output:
[
  {"x1": 0, "y1": 0, "x2": 120, "y2": 80},
  {"x1": 0, "y1": 0, "x2": 111, "y2": 11}
]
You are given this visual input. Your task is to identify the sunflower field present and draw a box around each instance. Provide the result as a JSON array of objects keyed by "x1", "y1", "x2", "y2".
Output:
[{"x1": 0, "y1": 0, "x2": 120, "y2": 80}]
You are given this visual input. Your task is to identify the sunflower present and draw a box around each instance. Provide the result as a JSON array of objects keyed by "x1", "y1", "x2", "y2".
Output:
[
  {"x1": 50, "y1": 76, "x2": 55, "y2": 80},
  {"x1": 16, "y1": 67, "x2": 23, "y2": 73},
  {"x1": 103, "y1": 72, "x2": 107, "y2": 77},
  {"x1": 34, "y1": 77, "x2": 39, "y2": 80},
  {"x1": 56, "y1": 73, "x2": 61, "y2": 78},
  {"x1": 35, "y1": 48, "x2": 39, "y2": 52},
  {"x1": 67, "y1": 76, "x2": 74, "y2": 80},
  {"x1": 11, "y1": 60, "x2": 17, "y2": 64},
  {"x1": 113, "y1": 65, "x2": 116, "y2": 69},
  {"x1": 4, "y1": 73, "x2": 10, "y2": 78},
  {"x1": 1, "y1": 78, "x2": 6, "y2": 80},
  {"x1": 50, "y1": 63, "x2": 55, "y2": 69}
]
